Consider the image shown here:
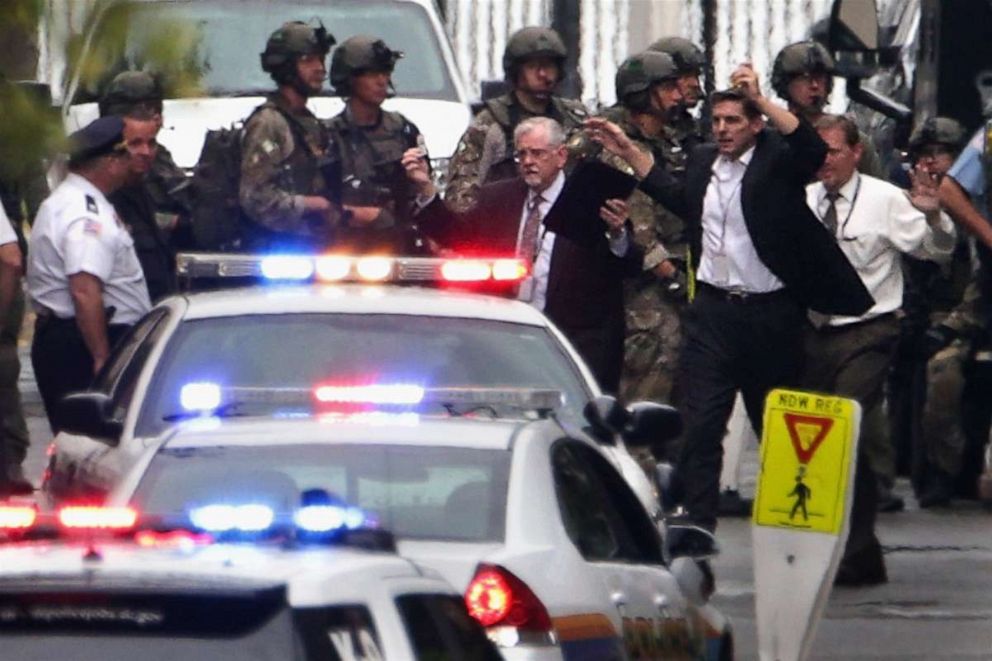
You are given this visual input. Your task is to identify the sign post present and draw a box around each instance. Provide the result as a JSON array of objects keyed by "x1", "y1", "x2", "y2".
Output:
[{"x1": 752, "y1": 388, "x2": 861, "y2": 661}]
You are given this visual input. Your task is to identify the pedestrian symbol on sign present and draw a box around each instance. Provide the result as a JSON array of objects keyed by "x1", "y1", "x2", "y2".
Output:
[{"x1": 789, "y1": 466, "x2": 812, "y2": 521}]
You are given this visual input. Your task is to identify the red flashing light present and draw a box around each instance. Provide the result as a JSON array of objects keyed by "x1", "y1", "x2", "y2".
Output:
[
  {"x1": 491, "y1": 259, "x2": 527, "y2": 281},
  {"x1": 58, "y1": 506, "x2": 138, "y2": 530},
  {"x1": 441, "y1": 260, "x2": 491, "y2": 282},
  {"x1": 465, "y1": 565, "x2": 552, "y2": 631},
  {"x1": 0, "y1": 505, "x2": 36, "y2": 529}
]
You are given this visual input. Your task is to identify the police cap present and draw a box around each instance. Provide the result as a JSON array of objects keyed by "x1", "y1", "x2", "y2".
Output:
[
  {"x1": 648, "y1": 36, "x2": 705, "y2": 75},
  {"x1": 68, "y1": 116, "x2": 128, "y2": 166},
  {"x1": 330, "y1": 36, "x2": 403, "y2": 94},
  {"x1": 771, "y1": 40, "x2": 835, "y2": 98},
  {"x1": 503, "y1": 27, "x2": 567, "y2": 83},
  {"x1": 909, "y1": 116, "x2": 967, "y2": 154},
  {"x1": 615, "y1": 51, "x2": 679, "y2": 110},
  {"x1": 99, "y1": 71, "x2": 163, "y2": 117}
]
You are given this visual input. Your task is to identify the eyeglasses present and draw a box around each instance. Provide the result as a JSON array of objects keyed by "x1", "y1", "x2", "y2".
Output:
[{"x1": 513, "y1": 147, "x2": 555, "y2": 163}]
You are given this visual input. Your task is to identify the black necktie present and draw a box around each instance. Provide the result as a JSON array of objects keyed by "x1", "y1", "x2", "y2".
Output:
[{"x1": 822, "y1": 192, "x2": 840, "y2": 236}]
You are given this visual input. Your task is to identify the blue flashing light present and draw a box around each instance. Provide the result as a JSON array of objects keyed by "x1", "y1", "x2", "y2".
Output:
[
  {"x1": 180, "y1": 382, "x2": 222, "y2": 412},
  {"x1": 189, "y1": 503, "x2": 275, "y2": 532},
  {"x1": 294, "y1": 505, "x2": 368, "y2": 532},
  {"x1": 260, "y1": 255, "x2": 315, "y2": 280}
]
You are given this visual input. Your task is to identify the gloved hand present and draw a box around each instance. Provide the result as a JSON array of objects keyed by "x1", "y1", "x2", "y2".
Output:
[{"x1": 920, "y1": 324, "x2": 958, "y2": 359}]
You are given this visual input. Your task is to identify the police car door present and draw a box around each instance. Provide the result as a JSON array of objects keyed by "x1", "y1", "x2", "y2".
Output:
[
  {"x1": 551, "y1": 440, "x2": 700, "y2": 660},
  {"x1": 55, "y1": 308, "x2": 170, "y2": 501}
]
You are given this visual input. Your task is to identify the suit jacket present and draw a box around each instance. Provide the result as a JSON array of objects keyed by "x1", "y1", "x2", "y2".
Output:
[
  {"x1": 639, "y1": 119, "x2": 874, "y2": 316},
  {"x1": 418, "y1": 177, "x2": 642, "y2": 391}
]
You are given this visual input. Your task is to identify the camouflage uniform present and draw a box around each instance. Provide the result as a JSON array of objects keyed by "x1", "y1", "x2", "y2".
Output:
[
  {"x1": 327, "y1": 36, "x2": 427, "y2": 254},
  {"x1": 239, "y1": 21, "x2": 339, "y2": 248},
  {"x1": 445, "y1": 94, "x2": 588, "y2": 212},
  {"x1": 240, "y1": 97, "x2": 338, "y2": 244}
]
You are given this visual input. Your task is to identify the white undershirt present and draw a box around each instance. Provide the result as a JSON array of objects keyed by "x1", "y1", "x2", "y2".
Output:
[{"x1": 697, "y1": 146, "x2": 784, "y2": 293}]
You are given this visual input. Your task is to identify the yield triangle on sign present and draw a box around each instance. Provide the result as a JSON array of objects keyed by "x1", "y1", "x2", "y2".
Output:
[{"x1": 783, "y1": 413, "x2": 833, "y2": 464}]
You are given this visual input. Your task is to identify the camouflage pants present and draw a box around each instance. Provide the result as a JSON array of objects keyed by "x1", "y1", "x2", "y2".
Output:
[
  {"x1": 621, "y1": 293, "x2": 682, "y2": 470},
  {"x1": 620, "y1": 295, "x2": 682, "y2": 404},
  {"x1": 921, "y1": 339, "x2": 969, "y2": 477},
  {"x1": 0, "y1": 289, "x2": 28, "y2": 468}
]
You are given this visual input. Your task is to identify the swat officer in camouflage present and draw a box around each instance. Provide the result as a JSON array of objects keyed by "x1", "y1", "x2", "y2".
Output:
[
  {"x1": 444, "y1": 26, "x2": 588, "y2": 213},
  {"x1": 601, "y1": 51, "x2": 691, "y2": 412},
  {"x1": 771, "y1": 40, "x2": 884, "y2": 178},
  {"x1": 328, "y1": 36, "x2": 430, "y2": 254},
  {"x1": 648, "y1": 36, "x2": 707, "y2": 150},
  {"x1": 240, "y1": 21, "x2": 341, "y2": 249}
]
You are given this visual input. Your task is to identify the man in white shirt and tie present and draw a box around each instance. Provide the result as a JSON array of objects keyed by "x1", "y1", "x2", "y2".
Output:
[{"x1": 804, "y1": 113, "x2": 955, "y2": 585}]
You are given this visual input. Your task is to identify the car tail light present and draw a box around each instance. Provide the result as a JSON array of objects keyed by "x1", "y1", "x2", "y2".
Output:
[
  {"x1": 465, "y1": 564, "x2": 552, "y2": 631},
  {"x1": 0, "y1": 505, "x2": 36, "y2": 530},
  {"x1": 58, "y1": 506, "x2": 138, "y2": 530}
]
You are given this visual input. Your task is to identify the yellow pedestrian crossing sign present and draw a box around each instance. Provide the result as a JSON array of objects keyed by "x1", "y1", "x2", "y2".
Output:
[{"x1": 753, "y1": 389, "x2": 858, "y2": 534}]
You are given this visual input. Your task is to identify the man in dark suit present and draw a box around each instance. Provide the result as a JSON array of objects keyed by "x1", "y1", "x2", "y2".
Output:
[
  {"x1": 587, "y1": 64, "x2": 873, "y2": 530},
  {"x1": 404, "y1": 116, "x2": 642, "y2": 393}
]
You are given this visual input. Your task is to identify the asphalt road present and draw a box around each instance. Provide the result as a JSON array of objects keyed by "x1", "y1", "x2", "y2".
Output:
[{"x1": 15, "y1": 352, "x2": 992, "y2": 660}]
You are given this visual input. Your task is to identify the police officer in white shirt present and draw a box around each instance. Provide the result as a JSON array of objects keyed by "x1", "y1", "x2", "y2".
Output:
[
  {"x1": 0, "y1": 202, "x2": 31, "y2": 494},
  {"x1": 27, "y1": 116, "x2": 151, "y2": 433},
  {"x1": 803, "y1": 113, "x2": 954, "y2": 586}
]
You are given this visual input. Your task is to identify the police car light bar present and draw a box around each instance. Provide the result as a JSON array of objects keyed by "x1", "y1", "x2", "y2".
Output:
[
  {"x1": 178, "y1": 383, "x2": 563, "y2": 413},
  {"x1": 176, "y1": 252, "x2": 528, "y2": 285}
]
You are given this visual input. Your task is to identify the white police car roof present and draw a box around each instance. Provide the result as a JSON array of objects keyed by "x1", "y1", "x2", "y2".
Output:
[
  {"x1": 176, "y1": 284, "x2": 549, "y2": 326},
  {"x1": 0, "y1": 542, "x2": 437, "y2": 607}
]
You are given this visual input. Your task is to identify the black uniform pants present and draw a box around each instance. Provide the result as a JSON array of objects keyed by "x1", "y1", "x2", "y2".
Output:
[
  {"x1": 31, "y1": 315, "x2": 130, "y2": 434},
  {"x1": 676, "y1": 283, "x2": 806, "y2": 530}
]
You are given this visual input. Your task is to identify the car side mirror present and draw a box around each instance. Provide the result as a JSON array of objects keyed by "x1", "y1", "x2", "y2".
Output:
[
  {"x1": 828, "y1": 0, "x2": 880, "y2": 78},
  {"x1": 583, "y1": 395, "x2": 629, "y2": 445},
  {"x1": 665, "y1": 523, "x2": 719, "y2": 562},
  {"x1": 621, "y1": 401, "x2": 682, "y2": 455},
  {"x1": 59, "y1": 392, "x2": 123, "y2": 443}
]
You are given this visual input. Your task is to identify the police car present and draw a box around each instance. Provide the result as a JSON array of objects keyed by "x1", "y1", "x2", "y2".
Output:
[
  {"x1": 42, "y1": 253, "x2": 662, "y2": 520},
  {"x1": 0, "y1": 503, "x2": 501, "y2": 659},
  {"x1": 94, "y1": 389, "x2": 732, "y2": 660}
]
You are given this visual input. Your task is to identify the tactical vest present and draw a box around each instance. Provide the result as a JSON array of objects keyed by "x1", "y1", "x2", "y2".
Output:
[{"x1": 326, "y1": 109, "x2": 426, "y2": 254}]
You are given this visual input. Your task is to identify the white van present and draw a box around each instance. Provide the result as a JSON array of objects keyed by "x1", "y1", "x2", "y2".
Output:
[{"x1": 59, "y1": 0, "x2": 471, "y2": 174}]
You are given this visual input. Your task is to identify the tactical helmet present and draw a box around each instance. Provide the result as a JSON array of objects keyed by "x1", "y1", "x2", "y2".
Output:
[
  {"x1": 260, "y1": 21, "x2": 336, "y2": 83},
  {"x1": 909, "y1": 116, "x2": 967, "y2": 155},
  {"x1": 99, "y1": 71, "x2": 163, "y2": 117},
  {"x1": 615, "y1": 51, "x2": 679, "y2": 111},
  {"x1": 330, "y1": 36, "x2": 404, "y2": 95},
  {"x1": 502, "y1": 27, "x2": 567, "y2": 84},
  {"x1": 648, "y1": 36, "x2": 705, "y2": 75},
  {"x1": 771, "y1": 40, "x2": 835, "y2": 99}
]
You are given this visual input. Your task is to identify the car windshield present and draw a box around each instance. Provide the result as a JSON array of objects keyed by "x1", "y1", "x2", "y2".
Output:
[
  {"x1": 82, "y1": 0, "x2": 457, "y2": 100},
  {"x1": 136, "y1": 314, "x2": 591, "y2": 436},
  {"x1": 131, "y1": 444, "x2": 511, "y2": 542}
]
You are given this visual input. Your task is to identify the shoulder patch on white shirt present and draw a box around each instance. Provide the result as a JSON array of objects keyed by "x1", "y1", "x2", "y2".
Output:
[{"x1": 85, "y1": 195, "x2": 98, "y2": 214}]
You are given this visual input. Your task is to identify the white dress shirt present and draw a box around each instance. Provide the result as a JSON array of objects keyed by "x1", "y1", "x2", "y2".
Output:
[
  {"x1": 697, "y1": 146, "x2": 784, "y2": 292},
  {"x1": 27, "y1": 173, "x2": 151, "y2": 325},
  {"x1": 806, "y1": 172, "x2": 955, "y2": 327}
]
